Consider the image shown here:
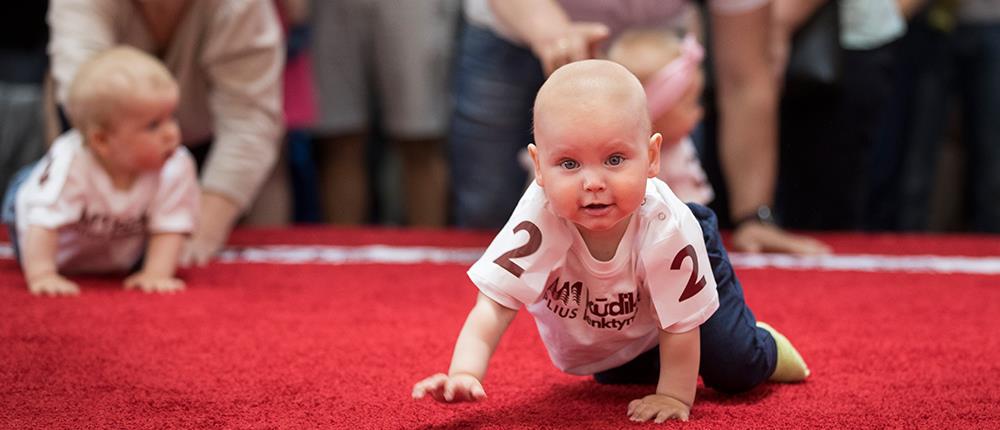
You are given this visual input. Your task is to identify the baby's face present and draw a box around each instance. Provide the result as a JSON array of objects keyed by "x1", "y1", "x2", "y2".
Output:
[
  {"x1": 531, "y1": 110, "x2": 659, "y2": 235},
  {"x1": 650, "y1": 70, "x2": 703, "y2": 143},
  {"x1": 101, "y1": 87, "x2": 181, "y2": 174}
]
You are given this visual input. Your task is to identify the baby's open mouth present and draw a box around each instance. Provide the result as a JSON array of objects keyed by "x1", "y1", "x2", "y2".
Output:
[{"x1": 584, "y1": 203, "x2": 610, "y2": 209}]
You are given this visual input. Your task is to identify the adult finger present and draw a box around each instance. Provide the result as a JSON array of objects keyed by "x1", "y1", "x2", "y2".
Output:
[{"x1": 565, "y1": 34, "x2": 588, "y2": 64}]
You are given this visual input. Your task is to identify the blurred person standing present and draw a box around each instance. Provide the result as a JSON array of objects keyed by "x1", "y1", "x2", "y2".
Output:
[
  {"x1": 48, "y1": 0, "x2": 288, "y2": 265},
  {"x1": 276, "y1": 0, "x2": 322, "y2": 223},
  {"x1": 310, "y1": 0, "x2": 459, "y2": 227},
  {"x1": 0, "y1": 2, "x2": 49, "y2": 195},
  {"x1": 892, "y1": 0, "x2": 1000, "y2": 232},
  {"x1": 770, "y1": 0, "x2": 923, "y2": 230}
]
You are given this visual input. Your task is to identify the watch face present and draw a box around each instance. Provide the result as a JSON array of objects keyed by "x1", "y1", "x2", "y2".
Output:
[
  {"x1": 756, "y1": 205, "x2": 776, "y2": 224},
  {"x1": 758, "y1": 206, "x2": 772, "y2": 220},
  {"x1": 735, "y1": 205, "x2": 777, "y2": 227}
]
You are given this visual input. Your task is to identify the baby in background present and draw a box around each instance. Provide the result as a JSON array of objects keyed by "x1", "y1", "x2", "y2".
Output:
[
  {"x1": 1, "y1": 46, "x2": 199, "y2": 296},
  {"x1": 608, "y1": 28, "x2": 714, "y2": 205}
]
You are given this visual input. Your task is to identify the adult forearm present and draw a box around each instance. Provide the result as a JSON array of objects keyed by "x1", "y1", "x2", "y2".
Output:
[
  {"x1": 200, "y1": 128, "x2": 281, "y2": 211},
  {"x1": 197, "y1": 191, "x2": 240, "y2": 242},
  {"x1": 448, "y1": 293, "x2": 518, "y2": 380},
  {"x1": 488, "y1": 0, "x2": 571, "y2": 46}
]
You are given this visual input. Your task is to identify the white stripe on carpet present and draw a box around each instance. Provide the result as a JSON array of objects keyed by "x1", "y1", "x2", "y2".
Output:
[{"x1": 2, "y1": 243, "x2": 999, "y2": 275}]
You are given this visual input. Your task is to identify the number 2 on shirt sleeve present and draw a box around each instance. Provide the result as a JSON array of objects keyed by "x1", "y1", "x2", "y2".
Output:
[
  {"x1": 493, "y1": 221, "x2": 542, "y2": 278},
  {"x1": 671, "y1": 244, "x2": 706, "y2": 302}
]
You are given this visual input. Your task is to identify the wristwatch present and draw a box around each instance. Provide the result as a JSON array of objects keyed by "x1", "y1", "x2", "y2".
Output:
[{"x1": 734, "y1": 205, "x2": 776, "y2": 228}]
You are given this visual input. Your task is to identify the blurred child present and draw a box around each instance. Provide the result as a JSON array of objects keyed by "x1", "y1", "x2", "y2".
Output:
[
  {"x1": 608, "y1": 29, "x2": 713, "y2": 205},
  {"x1": 1, "y1": 46, "x2": 199, "y2": 296},
  {"x1": 413, "y1": 60, "x2": 808, "y2": 423}
]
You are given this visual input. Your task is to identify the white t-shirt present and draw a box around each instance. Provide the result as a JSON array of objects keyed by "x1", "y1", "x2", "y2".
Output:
[
  {"x1": 468, "y1": 178, "x2": 719, "y2": 375},
  {"x1": 14, "y1": 130, "x2": 199, "y2": 273}
]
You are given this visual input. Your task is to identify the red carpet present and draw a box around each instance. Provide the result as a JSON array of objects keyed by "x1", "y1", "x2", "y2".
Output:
[{"x1": 1, "y1": 229, "x2": 999, "y2": 429}]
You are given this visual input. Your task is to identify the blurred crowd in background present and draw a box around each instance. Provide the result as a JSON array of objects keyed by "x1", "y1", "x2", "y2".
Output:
[{"x1": 1, "y1": 0, "x2": 997, "y2": 251}]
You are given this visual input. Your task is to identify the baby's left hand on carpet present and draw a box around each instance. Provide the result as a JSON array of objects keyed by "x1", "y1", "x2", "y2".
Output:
[{"x1": 628, "y1": 393, "x2": 690, "y2": 423}]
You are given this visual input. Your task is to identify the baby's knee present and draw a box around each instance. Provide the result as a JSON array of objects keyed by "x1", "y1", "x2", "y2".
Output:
[
  {"x1": 701, "y1": 366, "x2": 768, "y2": 394},
  {"x1": 699, "y1": 348, "x2": 774, "y2": 394}
]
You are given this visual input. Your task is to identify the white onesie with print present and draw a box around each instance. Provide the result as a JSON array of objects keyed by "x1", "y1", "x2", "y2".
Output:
[
  {"x1": 14, "y1": 130, "x2": 199, "y2": 273},
  {"x1": 468, "y1": 178, "x2": 718, "y2": 375}
]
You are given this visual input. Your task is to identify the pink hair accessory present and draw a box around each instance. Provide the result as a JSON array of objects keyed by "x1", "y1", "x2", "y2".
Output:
[{"x1": 644, "y1": 33, "x2": 704, "y2": 120}]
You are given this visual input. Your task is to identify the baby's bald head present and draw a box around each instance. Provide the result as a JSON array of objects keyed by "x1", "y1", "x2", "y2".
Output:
[{"x1": 533, "y1": 60, "x2": 650, "y2": 145}]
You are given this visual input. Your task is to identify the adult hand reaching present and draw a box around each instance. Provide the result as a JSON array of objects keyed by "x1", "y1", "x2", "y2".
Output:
[
  {"x1": 530, "y1": 22, "x2": 609, "y2": 76},
  {"x1": 180, "y1": 191, "x2": 240, "y2": 267}
]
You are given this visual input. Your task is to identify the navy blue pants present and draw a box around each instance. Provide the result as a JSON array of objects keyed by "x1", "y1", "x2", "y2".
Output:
[{"x1": 593, "y1": 203, "x2": 777, "y2": 394}]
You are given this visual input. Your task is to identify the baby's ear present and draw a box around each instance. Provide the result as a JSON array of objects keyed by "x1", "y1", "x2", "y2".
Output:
[
  {"x1": 527, "y1": 143, "x2": 544, "y2": 187},
  {"x1": 86, "y1": 127, "x2": 111, "y2": 157},
  {"x1": 646, "y1": 133, "x2": 662, "y2": 178}
]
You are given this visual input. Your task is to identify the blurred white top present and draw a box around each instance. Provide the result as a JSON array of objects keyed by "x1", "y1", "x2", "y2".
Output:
[{"x1": 840, "y1": 0, "x2": 906, "y2": 50}]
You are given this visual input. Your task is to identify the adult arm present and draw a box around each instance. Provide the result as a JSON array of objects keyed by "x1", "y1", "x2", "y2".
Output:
[
  {"x1": 488, "y1": 0, "x2": 608, "y2": 75},
  {"x1": 412, "y1": 292, "x2": 518, "y2": 402},
  {"x1": 183, "y1": 1, "x2": 286, "y2": 265},
  {"x1": 47, "y1": 0, "x2": 117, "y2": 105}
]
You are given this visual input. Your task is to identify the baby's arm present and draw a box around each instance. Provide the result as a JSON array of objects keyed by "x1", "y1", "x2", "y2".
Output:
[
  {"x1": 124, "y1": 232, "x2": 186, "y2": 293},
  {"x1": 628, "y1": 327, "x2": 700, "y2": 423},
  {"x1": 412, "y1": 292, "x2": 518, "y2": 403},
  {"x1": 22, "y1": 225, "x2": 79, "y2": 296}
]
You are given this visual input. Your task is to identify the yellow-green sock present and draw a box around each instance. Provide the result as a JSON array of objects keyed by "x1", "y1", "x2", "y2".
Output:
[{"x1": 757, "y1": 321, "x2": 811, "y2": 382}]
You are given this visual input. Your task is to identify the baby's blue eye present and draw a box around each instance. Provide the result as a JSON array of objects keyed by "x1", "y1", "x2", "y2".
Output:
[
  {"x1": 560, "y1": 159, "x2": 579, "y2": 170},
  {"x1": 607, "y1": 155, "x2": 624, "y2": 166}
]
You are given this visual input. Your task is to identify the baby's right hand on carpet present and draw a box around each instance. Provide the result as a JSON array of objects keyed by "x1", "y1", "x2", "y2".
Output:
[
  {"x1": 412, "y1": 373, "x2": 486, "y2": 403},
  {"x1": 28, "y1": 273, "x2": 80, "y2": 296}
]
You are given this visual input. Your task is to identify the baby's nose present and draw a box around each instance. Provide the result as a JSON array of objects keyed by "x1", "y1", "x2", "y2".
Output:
[{"x1": 582, "y1": 172, "x2": 606, "y2": 191}]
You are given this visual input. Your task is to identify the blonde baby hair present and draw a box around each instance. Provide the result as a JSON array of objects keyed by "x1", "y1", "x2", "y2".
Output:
[{"x1": 65, "y1": 46, "x2": 177, "y2": 133}]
